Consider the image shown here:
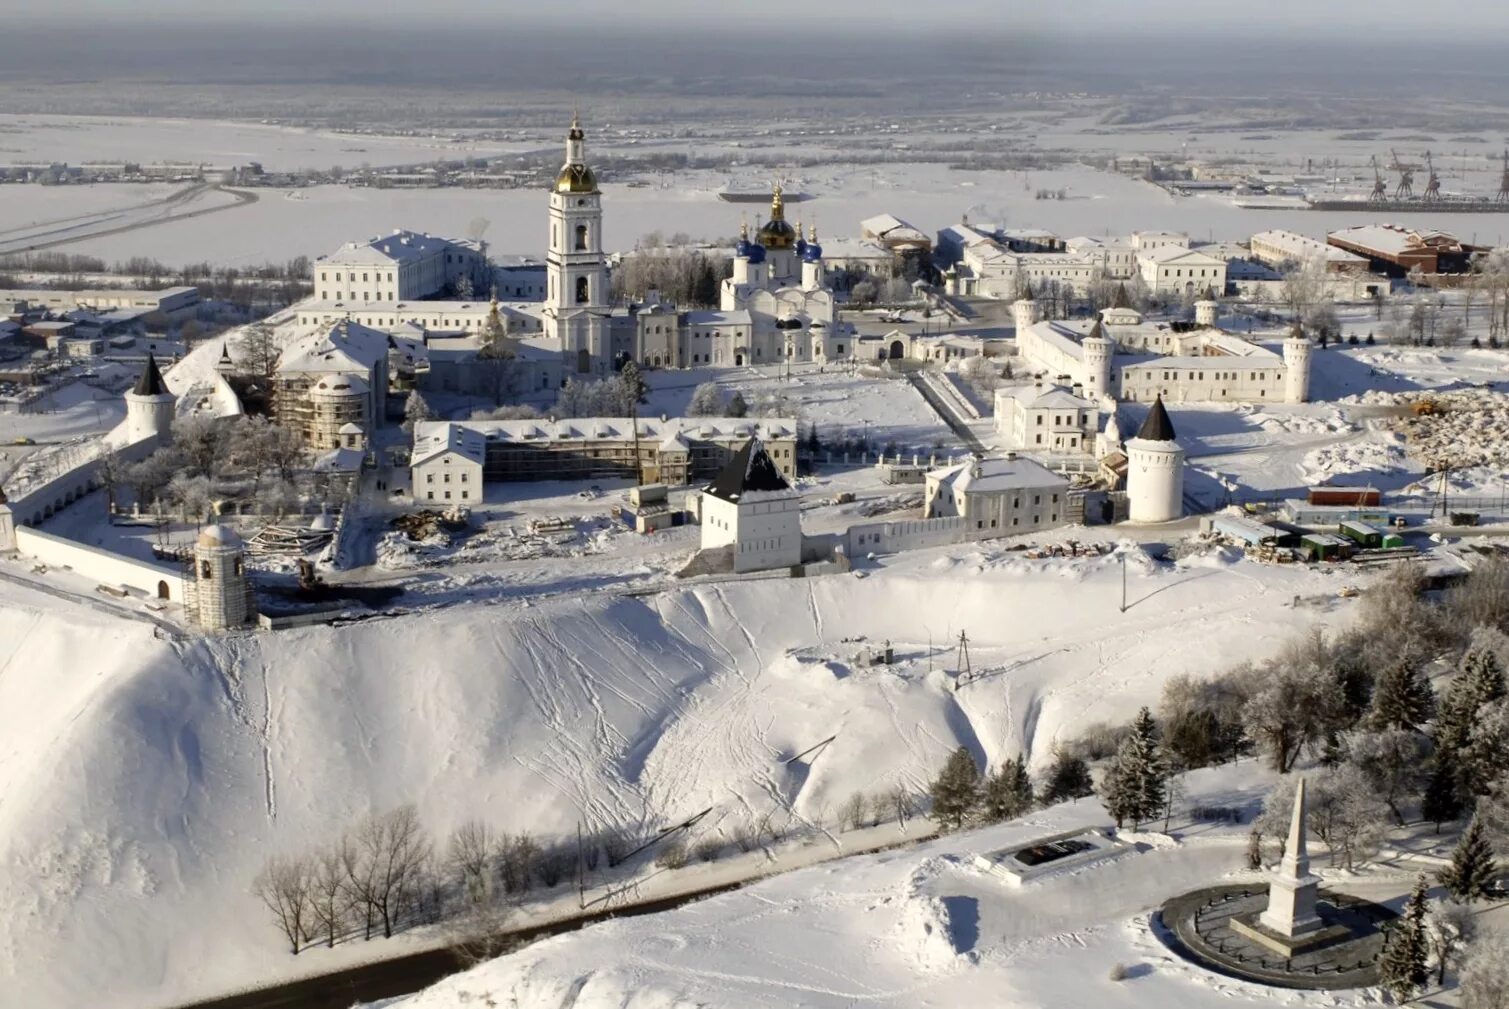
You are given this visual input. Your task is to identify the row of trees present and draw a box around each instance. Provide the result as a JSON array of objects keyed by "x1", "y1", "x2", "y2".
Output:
[
  {"x1": 103, "y1": 414, "x2": 310, "y2": 521},
  {"x1": 928, "y1": 747, "x2": 1092, "y2": 832},
  {"x1": 257, "y1": 786, "x2": 936, "y2": 958}
]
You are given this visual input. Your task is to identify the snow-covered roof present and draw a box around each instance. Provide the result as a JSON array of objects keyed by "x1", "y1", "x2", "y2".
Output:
[
  {"x1": 411, "y1": 422, "x2": 486, "y2": 468},
  {"x1": 703, "y1": 436, "x2": 794, "y2": 503},
  {"x1": 1325, "y1": 224, "x2": 1465, "y2": 256},
  {"x1": 1251, "y1": 229, "x2": 1367, "y2": 264},
  {"x1": 816, "y1": 238, "x2": 892, "y2": 261},
  {"x1": 317, "y1": 229, "x2": 475, "y2": 267},
  {"x1": 684, "y1": 309, "x2": 753, "y2": 326},
  {"x1": 929, "y1": 455, "x2": 1068, "y2": 495},
  {"x1": 998, "y1": 383, "x2": 1097, "y2": 410},
  {"x1": 414, "y1": 417, "x2": 798, "y2": 450},
  {"x1": 1138, "y1": 246, "x2": 1227, "y2": 266},
  {"x1": 278, "y1": 320, "x2": 389, "y2": 376},
  {"x1": 860, "y1": 214, "x2": 929, "y2": 245},
  {"x1": 312, "y1": 446, "x2": 365, "y2": 473}
]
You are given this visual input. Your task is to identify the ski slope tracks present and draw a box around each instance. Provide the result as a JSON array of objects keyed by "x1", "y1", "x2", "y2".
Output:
[{"x1": 0, "y1": 540, "x2": 1366, "y2": 1008}]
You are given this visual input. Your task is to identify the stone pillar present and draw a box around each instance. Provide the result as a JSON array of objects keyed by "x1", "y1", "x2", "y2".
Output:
[{"x1": 1259, "y1": 777, "x2": 1323, "y2": 937}]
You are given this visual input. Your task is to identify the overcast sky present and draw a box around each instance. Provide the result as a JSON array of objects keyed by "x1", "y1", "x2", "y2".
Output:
[{"x1": 6, "y1": 0, "x2": 1509, "y2": 35}]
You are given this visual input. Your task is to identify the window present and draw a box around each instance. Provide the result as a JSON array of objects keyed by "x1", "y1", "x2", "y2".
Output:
[
  {"x1": 575, "y1": 224, "x2": 588, "y2": 250},
  {"x1": 426, "y1": 474, "x2": 434, "y2": 484},
  {"x1": 200, "y1": 560, "x2": 212, "y2": 579},
  {"x1": 576, "y1": 276, "x2": 590, "y2": 304},
  {"x1": 445, "y1": 491, "x2": 452, "y2": 500},
  {"x1": 461, "y1": 473, "x2": 468, "y2": 483}
]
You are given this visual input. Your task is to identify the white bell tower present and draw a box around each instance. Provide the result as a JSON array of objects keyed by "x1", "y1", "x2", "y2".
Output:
[{"x1": 545, "y1": 114, "x2": 610, "y2": 375}]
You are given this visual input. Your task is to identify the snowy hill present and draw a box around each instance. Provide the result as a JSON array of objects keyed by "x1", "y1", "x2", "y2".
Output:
[{"x1": 0, "y1": 545, "x2": 1363, "y2": 1008}]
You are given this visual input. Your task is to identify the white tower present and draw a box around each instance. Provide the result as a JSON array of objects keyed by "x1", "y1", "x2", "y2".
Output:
[
  {"x1": 1259, "y1": 777, "x2": 1323, "y2": 937},
  {"x1": 1126, "y1": 395, "x2": 1184, "y2": 524},
  {"x1": 544, "y1": 115, "x2": 610, "y2": 375},
  {"x1": 801, "y1": 224, "x2": 825, "y2": 292},
  {"x1": 193, "y1": 524, "x2": 251, "y2": 631},
  {"x1": 124, "y1": 353, "x2": 176, "y2": 445},
  {"x1": 1284, "y1": 322, "x2": 1312, "y2": 404},
  {"x1": 1013, "y1": 294, "x2": 1038, "y2": 334},
  {"x1": 1195, "y1": 300, "x2": 1219, "y2": 328},
  {"x1": 1081, "y1": 318, "x2": 1114, "y2": 401}
]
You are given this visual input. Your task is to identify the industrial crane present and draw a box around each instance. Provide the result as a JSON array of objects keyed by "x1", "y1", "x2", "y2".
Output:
[
  {"x1": 1498, "y1": 150, "x2": 1509, "y2": 204},
  {"x1": 1390, "y1": 148, "x2": 1415, "y2": 200},
  {"x1": 1422, "y1": 150, "x2": 1442, "y2": 202},
  {"x1": 1369, "y1": 155, "x2": 1388, "y2": 203}
]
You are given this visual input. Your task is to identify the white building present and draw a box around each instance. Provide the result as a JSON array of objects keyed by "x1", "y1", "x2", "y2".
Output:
[
  {"x1": 1066, "y1": 236, "x2": 1138, "y2": 280},
  {"x1": 698, "y1": 437, "x2": 803, "y2": 573},
  {"x1": 1136, "y1": 246, "x2": 1228, "y2": 297},
  {"x1": 937, "y1": 223, "x2": 1100, "y2": 298},
  {"x1": 273, "y1": 320, "x2": 390, "y2": 449},
  {"x1": 544, "y1": 116, "x2": 614, "y2": 376},
  {"x1": 313, "y1": 230, "x2": 486, "y2": 304},
  {"x1": 1249, "y1": 230, "x2": 1368, "y2": 273},
  {"x1": 993, "y1": 383, "x2": 1100, "y2": 454},
  {"x1": 410, "y1": 423, "x2": 486, "y2": 505},
  {"x1": 1125, "y1": 396, "x2": 1184, "y2": 524},
  {"x1": 411, "y1": 416, "x2": 798, "y2": 490},
  {"x1": 924, "y1": 455, "x2": 1071, "y2": 535},
  {"x1": 1012, "y1": 293, "x2": 1311, "y2": 407}
]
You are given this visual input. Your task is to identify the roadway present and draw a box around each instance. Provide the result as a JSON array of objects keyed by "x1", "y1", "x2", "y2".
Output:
[{"x1": 0, "y1": 184, "x2": 258, "y2": 256}]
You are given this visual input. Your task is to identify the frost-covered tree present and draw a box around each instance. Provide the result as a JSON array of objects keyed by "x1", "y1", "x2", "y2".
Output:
[
  {"x1": 687, "y1": 381, "x2": 726, "y2": 417},
  {"x1": 981, "y1": 754, "x2": 1034, "y2": 823},
  {"x1": 726, "y1": 391, "x2": 749, "y2": 418},
  {"x1": 448, "y1": 820, "x2": 494, "y2": 907},
  {"x1": 1461, "y1": 932, "x2": 1509, "y2": 1009},
  {"x1": 1379, "y1": 876, "x2": 1431, "y2": 1004},
  {"x1": 1366, "y1": 660, "x2": 1435, "y2": 732},
  {"x1": 1346, "y1": 727, "x2": 1429, "y2": 826},
  {"x1": 309, "y1": 840, "x2": 351, "y2": 949},
  {"x1": 236, "y1": 322, "x2": 280, "y2": 377},
  {"x1": 1256, "y1": 767, "x2": 1388, "y2": 870},
  {"x1": 929, "y1": 747, "x2": 981, "y2": 831},
  {"x1": 401, "y1": 390, "x2": 437, "y2": 433},
  {"x1": 1439, "y1": 816, "x2": 1500, "y2": 904},
  {"x1": 1242, "y1": 659, "x2": 1345, "y2": 771},
  {"x1": 1465, "y1": 700, "x2": 1509, "y2": 800},
  {"x1": 1427, "y1": 900, "x2": 1476, "y2": 987}
]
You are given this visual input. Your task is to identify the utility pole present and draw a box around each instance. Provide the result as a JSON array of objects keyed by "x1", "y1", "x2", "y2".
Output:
[
  {"x1": 1120, "y1": 551, "x2": 1128, "y2": 613},
  {"x1": 954, "y1": 630, "x2": 971, "y2": 690}
]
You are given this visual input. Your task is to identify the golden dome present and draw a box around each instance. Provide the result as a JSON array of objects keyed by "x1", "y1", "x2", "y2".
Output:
[
  {"x1": 756, "y1": 182, "x2": 796, "y2": 248},
  {"x1": 555, "y1": 163, "x2": 598, "y2": 193}
]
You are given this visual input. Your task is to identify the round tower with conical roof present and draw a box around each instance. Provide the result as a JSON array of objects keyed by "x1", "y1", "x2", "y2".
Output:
[
  {"x1": 1284, "y1": 321, "x2": 1312, "y2": 404},
  {"x1": 800, "y1": 223, "x2": 824, "y2": 292},
  {"x1": 124, "y1": 353, "x2": 175, "y2": 445},
  {"x1": 1013, "y1": 291, "x2": 1038, "y2": 335},
  {"x1": 1081, "y1": 318, "x2": 1114, "y2": 401},
  {"x1": 193, "y1": 524, "x2": 250, "y2": 630},
  {"x1": 1126, "y1": 394, "x2": 1184, "y2": 523},
  {"x1": 1195, "y1": 300, "x2": 1219, "y2": 328}
]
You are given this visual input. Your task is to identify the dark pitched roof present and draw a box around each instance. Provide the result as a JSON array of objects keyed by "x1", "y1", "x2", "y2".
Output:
[
  {"x1": 705, "y1": 437, "x2": 791, "y2": 502},
  {"x1": 0, "y1": 482, "x2": 8, "y2": 505},
  {"x1": 1290, "y1": 319, "x2": 1305, "y2": 339},
  {"x1": 1112, "y1": 283, "x2": 1132, "y2": 310},
  {"x1": 219, "y1": 342, "x2": 231, "y2": 363},
  {"x1": 1136, "y1": 394, "x2": 1177, "y2": 442},
  {"x1": 132, "y1": 353, "x2": 168, "y2": 396},
  {"x1": 1086, "y1": 317, "x2": 1106, "y2": 342}
]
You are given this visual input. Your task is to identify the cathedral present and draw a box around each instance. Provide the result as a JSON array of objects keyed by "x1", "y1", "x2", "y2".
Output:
[{"x1": 542, "y1": 118, "x2": 850, "y2": 375}]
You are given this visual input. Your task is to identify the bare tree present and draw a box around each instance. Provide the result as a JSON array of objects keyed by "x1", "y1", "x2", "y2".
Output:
[
  {"x1": 361, "y1": 805, "x2": 431, "y2": 939},
  {"x1": 442, "y1": 894, "x2": 514, "y2": 968},
  {"x1": 448, "y1": 820, "x2": 494, "y2": 907},
  {"x1": 236, "y1": 323, "x2": 280, "y2": 377},
  {"x1": 252, "y1": 854, "x2": 313, "y2": 955},
  {"x1": 309, "y1": 840, "x2": 351, "y2": 949}
]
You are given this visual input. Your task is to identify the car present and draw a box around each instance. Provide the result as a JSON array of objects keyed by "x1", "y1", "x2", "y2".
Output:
[{"x1": 12, "y1": 436, "x2": 34, "y2": 445}]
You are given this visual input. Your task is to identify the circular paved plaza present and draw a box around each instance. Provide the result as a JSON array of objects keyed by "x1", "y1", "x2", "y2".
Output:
[{"x1": 1156, "y1": 883, "x2": 1396, "y2": 990}]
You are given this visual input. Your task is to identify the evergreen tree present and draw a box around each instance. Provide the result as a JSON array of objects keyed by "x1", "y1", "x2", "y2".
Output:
[
  {"x1": 1438, "y1": 646, "x2": 1507, "y2": 756},
  {"x1": 1040, "y1": 749, "x2": 1094, "y2": 805},
  {"x1": 1379, "y1": 875, "x2": 1431, "y2": 1003},
  {"x1": 981, "y1": 754, "x2": 1034, "y2": 823},
  {"x1": 1101, "y1": 708, "x2": 1167, "y2": 828},
  {"x1": 1367, "y1": 660, "x2": 1436, "y2": 732},
  {"x1": 929, "y1": 747, "x2": 981, "y2": 831},
  {"x1": 1422, "y1": 761, "x2": 1466, "y2": 833},
  {"x1": 1439, "y1": 816, "x2": 1500, "y2": 904}
]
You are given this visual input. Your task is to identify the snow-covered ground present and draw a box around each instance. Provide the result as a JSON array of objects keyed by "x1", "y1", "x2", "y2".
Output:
[
  {"x1": 12, "y1": 160, "x2": 1508, "y2": 268},
  {"x1": 0, "y1": 535, "x2": 1368, "y2": 1009},
  {"x1": 380, "y1": 784, "x2": 1411, "y2": 1009}
]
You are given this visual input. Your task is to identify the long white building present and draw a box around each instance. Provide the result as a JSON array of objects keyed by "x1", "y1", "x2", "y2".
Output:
[
  {"x1": 312, "y1": 230, "x2": 487, "y2": 304},
  {"x1": 1012, "y1": 293, "x2": 1311, "y2": 407}
]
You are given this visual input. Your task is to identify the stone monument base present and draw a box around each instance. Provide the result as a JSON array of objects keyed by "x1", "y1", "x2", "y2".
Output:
[{"x1": 1229, "y1": 912, "x2": 1353, "y2": 958}]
